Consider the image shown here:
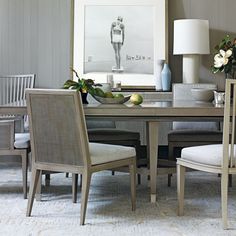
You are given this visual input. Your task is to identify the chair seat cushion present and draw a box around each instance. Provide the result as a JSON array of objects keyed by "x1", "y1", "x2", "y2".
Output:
[
  {"x1": 88, "y1": 128, "x2": 140, "y2": 142},
  {"x1": 14, "y1": 133, "x2": 30, "y2": 149},
  {"x1": 168, "y1": 129, "x2": 222, "y2": 142},
  {"x1": 181, "y1": 144, "x2": 236, "y2": 166},
  {"x1": 89, "y1": 142, "x2": 136, "y2": 165}
]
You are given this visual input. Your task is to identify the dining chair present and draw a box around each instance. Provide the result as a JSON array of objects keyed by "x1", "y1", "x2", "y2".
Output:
[
  {"x1": 26, "y1": 89, "x2": 136, "y2": 225},
  {"x1": 167, "y1": 83, "x2": 223, "y2": 186},
  {"x1": 45, "y1": 119, "x2": 141, "y2": 185},
  {"x1": 177, "y1": 78, "x2": 236, "y2": 229},
  {"x1": 0, "y1": 74, "x2": 35, "y2": 132},
  {"x1": 0, "y1": 120, "x2": 30, "y2": 199}
]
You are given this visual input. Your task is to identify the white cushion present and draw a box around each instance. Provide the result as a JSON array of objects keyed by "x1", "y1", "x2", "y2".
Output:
[
  {"x1": 14, "y1": 133, "x2": 30, "y2": 149},
  {"x1": 89, "y1": 142, "x2": 136, "y2": 165},
  {"x1": 181, "y1": 144, "x2": 236, "y2": 166}
]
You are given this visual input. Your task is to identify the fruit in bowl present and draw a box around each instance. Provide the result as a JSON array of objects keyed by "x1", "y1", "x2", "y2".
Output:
[
  {"x1": 104, "y1": 92, "x2": 114, "y2": 98},
  {"x1": 114, "y1": 93, "x2": 124, "y2": 99},
  {"x1": 92, "y1": 89, "x2": 130, "y2": 104}
]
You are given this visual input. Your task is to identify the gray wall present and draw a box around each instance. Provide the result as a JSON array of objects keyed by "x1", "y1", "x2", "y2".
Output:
[
  {"x1": 0, "y1": 0, "x2": 71, "y2": 88},
  {"x1": 0, "y1": 0, "x2": 235, "y2": 90}
]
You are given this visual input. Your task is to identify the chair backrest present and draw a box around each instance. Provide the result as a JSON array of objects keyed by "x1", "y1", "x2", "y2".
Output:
[
  {"x1": 0, "y1": 75, "x2": 35, "y2": 105},
  {"x1": 26, "y1": 89, "x2": 90, "y2": 168},
  {"x1": 223, "y1": 79, "x2": 236, "y2": 169},
  {"x1": 0, "y1": 120, "x2": 14, "y2": 150},
  {"x1": 172, "y1": 83, "x2": 219, "y2": 131}
]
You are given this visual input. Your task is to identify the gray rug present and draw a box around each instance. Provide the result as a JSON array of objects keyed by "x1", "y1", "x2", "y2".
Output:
[{"x1": 1, "y1": 164, "x2": 236, "y2": 236}]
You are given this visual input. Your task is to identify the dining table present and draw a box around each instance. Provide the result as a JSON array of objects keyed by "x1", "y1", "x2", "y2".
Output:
[{"x1": 0, "y1": 99, "x2": 225, "y2": 203}]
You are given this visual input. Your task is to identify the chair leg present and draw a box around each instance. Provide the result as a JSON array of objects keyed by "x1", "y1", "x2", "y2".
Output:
[
  {"x1": 221, "y1": 172, "x2": 229, "y2": 229},
  {"x1": 26, "y1": 168, "x2": 41, "y2": 216},
  {"x1": 80, "y1": 171, "x2": 91, "y2": 225},
  {"x1": 168, "y1": 174, "x2": 172, "y2": 187},
  {"x1": 229, "y1": 174, "x2": 232, "y2": 188},
  {"x1": 137, "y1": 174, "x2": 141, "y2": 185},
  {"x1": 129, "y1": 160, "x2": 136, "y2": 211},
  {"x1": 177, "y1": 164, "x2": 185, "y2": 216},
  {"x1": 45, "y1": 174, "x2": 50, "y2": 186},
  {"x1": 36, "y1": 172, "x2": 42, "y2": 201},
  {"x1": 72, "y1": 174, "x2": 78, "y2": 203},
  {"x1": 79, "y1": 174, "x2": 82, "y2": 188},
  {"x1": 21, "y1": 151, "x2": 28, "y2": 199},
  {"x1": 167, "y1": 143, "x2": 174, "y2": 187}
]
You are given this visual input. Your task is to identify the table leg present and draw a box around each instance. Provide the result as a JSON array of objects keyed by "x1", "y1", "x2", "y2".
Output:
[{"x1": 148, "y1": 121, "x2": 159, "y2": 203}]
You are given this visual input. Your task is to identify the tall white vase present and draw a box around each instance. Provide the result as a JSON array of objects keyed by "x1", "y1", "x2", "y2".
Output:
[{"x1": 154, "y1": 60, "x2": 164, "y2": 91}]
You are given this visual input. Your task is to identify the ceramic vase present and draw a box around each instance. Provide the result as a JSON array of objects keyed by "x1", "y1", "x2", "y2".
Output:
[
  {"x1": 154, "y1": 60, "x2": 164, "y2": 91},
  {"x1": 161, "y1": 63, "x2": 171, "y2": 91}
]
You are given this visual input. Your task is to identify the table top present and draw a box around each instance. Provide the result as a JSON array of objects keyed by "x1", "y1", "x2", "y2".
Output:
[{"x1": 0, "y1": 100, "x2": 224, "y2": 119}]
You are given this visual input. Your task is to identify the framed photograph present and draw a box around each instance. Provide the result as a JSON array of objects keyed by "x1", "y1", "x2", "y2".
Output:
[{"x1": 73, "y1": 0, "x2": 168, "y2": 87}]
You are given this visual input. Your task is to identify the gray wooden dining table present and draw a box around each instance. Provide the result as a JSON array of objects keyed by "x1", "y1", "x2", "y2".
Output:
[{"x1": 0, "y1": 99, "x2": 224, "y2": 203}]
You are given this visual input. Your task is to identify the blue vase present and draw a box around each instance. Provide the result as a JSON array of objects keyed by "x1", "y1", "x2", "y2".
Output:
[{"x1": 161, "y1": 63, "x2": 171, "y2": 91}]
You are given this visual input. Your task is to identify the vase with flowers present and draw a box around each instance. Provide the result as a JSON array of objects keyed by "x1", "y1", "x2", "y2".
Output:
[
  {"x1": 63, "y1": 68, "x2": 101, "y2": 104},
  {"x1": 212, "y1": 35, "x2": 236, "y2": 103},
  {"x1": 212, "y1": 35, "x2": 236, "y2": 80}
]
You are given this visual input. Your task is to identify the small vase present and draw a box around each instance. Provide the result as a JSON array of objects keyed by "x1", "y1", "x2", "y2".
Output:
[
  {"x1": 154, "y1": 60, "x2": 164, "y2": 91},
  {"x1": 81, "y1": 92, "x2": 88, "y2": 104},
  {"x1": 161, "y1": 63, "x2": 171, "y2": 91}
]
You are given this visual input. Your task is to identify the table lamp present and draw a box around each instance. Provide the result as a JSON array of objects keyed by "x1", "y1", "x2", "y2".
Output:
[{"x1": 173, "y1": 19, "x2": 210, "y2": 83}]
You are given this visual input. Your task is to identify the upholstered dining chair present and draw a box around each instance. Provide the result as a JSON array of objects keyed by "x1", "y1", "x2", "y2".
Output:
[
  {"x1": 167, "y1": 83, "x2": 223, "y2": 186},
  {"x1": 0, "y1": 120, "x2": 30, "y2": 198},
  {"x1": 26, "y1": 89, "x2": 136, "y2": 225},
  {"x1": 177, "y1": 79, "x2": 236, "y2": 229}
]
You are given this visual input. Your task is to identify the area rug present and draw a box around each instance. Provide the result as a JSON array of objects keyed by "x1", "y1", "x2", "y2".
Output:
[{"x1": 0, "y1": 164, "x2": 236, "y2": 236}]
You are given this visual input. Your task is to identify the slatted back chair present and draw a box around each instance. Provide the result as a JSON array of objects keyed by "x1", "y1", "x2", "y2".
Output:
[
  {"x1": 26, "y1": 89, "x2": 136, "y2": 225},
  {"x1": 0, "y1": 74, "x2": 35, "y2": 131},
  {"x1": 177, "y1": 79, "x2": 236, "y2": 229},
  {"x1": 0, "y1": 75, "x2": 34, "y2": 197},
  {"x1": 0, "y1": 75, "x2": 35, "y2": 105}
]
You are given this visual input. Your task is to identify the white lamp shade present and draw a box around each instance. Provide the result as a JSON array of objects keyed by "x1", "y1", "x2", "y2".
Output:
[{"x1": 173, "y1": 19, "x2": 210, "y2": 55}]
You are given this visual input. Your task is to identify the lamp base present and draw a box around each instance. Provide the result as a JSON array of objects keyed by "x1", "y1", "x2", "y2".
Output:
[{"x1": 182, "y1": 55, "x2": 200, "y2": 83}]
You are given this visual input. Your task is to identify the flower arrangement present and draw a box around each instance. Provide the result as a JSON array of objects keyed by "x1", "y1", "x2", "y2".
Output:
[
  {"x1": 212, "y1": 35, "x2": 236, "y2": 79},
  {"x1": 63, "y1": 68, "x2": 100, "y2": 95}
]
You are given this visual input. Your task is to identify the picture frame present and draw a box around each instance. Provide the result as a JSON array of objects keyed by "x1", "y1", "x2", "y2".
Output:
[{"x1": 72, "y1": 0, "x2": 168, "y2": 88}]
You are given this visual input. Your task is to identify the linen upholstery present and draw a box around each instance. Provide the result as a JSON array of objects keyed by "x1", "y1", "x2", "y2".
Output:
[
  {"x1": 90, "y1": 143, "x2": 135, "y2": 165},
  {"x1": 14, "y1": 133, "x2": 30, "y2": 149},
  {"x1": 181, "y1": 144, "x2": 236, "y2": 167}
]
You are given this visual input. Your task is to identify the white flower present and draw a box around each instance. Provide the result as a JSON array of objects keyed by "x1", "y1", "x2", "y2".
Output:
[{"x1": 214, "y1": 49, "x2": 232, "y2": 68}]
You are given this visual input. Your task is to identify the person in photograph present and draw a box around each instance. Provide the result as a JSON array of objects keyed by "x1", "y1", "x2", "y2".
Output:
[{"x1": 110, "y1": 16, "x2": 125, "y2": 72}]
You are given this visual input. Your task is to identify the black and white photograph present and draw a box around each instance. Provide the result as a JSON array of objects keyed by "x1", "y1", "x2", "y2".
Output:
[{"x1": 84, "y1": 5, "x2": 154, "y2": 74}]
